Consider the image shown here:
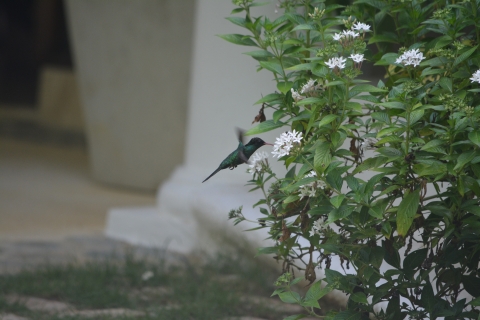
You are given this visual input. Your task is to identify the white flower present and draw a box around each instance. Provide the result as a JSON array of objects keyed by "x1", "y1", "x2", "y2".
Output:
[
  {"x1": 361, "y1": 137, "x2": 377, "y2": 151},
  {"x1": 325, "y1": 57, "x2": 347, "y2": 70},
  {"x1": 306, "y1": 171, "x2": 317, "y2": 178},
  {"x1": 350, "y1": 53, "x2": 364, "y2": 63},
  {"x1": 247, "y1": 151, "x2": 269, "y2": 174},
  {"x1": 310, "y1": 216, "x2": 327, "y2": 236},
  {"x1": 342, "y1": 30, "x2": 359, "y2": 39},
  {"x1": 291, "y1": 88, "x2": 305, "y2": 101},
  {"x1": 333, "y1": 33, "x2": 344, "y2": 41},
  {"x1": 313, "y1": 217, "x2": 327, "y2": 231},
  {"x1": 299, "y1": 171, "x2": 325, "y2": 200},
  {"x1": 272, "y1": 130, "x2": 303, "y2": 158},
  {"x1": 352, "y1": 22, "x2": 371, "y2": 32},
  {"x1": 396, "y1": 48, "x2": 425, "y2": 67},
  {"x1": 300, "y1": 79, "x2": 316, "y2": 94},
  {"x1": 300, "y1": 186, "x2": 312, "y2": 200},
  {"x1": 142, "y1": 271, "x2": 154, "y2": 281},
  {"x1": 470, "y1": 69, "x2": 480, "y2": 84}
]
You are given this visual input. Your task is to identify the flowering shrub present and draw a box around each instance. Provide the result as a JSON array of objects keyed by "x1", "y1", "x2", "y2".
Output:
[{"x1": 224, "y1": 0, "x2": 480, "y2": 319}]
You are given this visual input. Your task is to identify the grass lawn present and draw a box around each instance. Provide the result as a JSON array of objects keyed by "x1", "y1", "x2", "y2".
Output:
[{"x1": 0, "y1": 249, "x2": 314, "y2": 320}]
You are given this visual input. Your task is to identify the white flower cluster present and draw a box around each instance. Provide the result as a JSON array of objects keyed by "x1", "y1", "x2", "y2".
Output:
[
  {"x1": 247, "y1": 151, "x2": 269, "y2": 174},
  {"x1": 299, "y1": 171, "x2": 317, "y2": 199},
  {"x1": 470, "y1": 69, "x2": 480, "y2": 84},
  {"x1": 352, "y1": 22, "x2": 371, "y2": 32},
  {"x1": 291, "y1": 79, "x2": 320, "y2": 102},
  {"x1": 290, "y1": 89, "x2": 305, "y2": 101},
  {"x1": 309, "y1": 216, "x2": 327, "y2": 237},
  {"x1": 333, "y1": 22, "x2": 370, "y2": 43},
  {"x1": 350, "y1": 53, "x2": 364, "y2": 63},
  {"x1": 333, "y1": 29, "x2": 359, "y2": 41},
  {"x1": 299, "y1": 171, "x2": 325, "y2": 200},
  {"x1": 325, "y1": 56, "x2": 347, "y2": 70},
  {"x1": 300, "y1": 78, "x2": 316, "y2": 94},
  {"x1": 361, "y1": 137, "x2": 377, "y2": 151},
  {"x1": 395, "y1": 48, "x2": 425, "y2": 67},
  {"x1": 272, "y1": 130, "x2": 303, "y2": 158}
]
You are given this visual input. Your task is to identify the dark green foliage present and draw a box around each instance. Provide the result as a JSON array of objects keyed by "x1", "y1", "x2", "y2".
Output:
[{"x1": 225, "y1": 0, "x2": 480, "y2": 318}]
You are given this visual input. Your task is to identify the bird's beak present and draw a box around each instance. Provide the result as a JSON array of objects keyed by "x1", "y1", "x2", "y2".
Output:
[{"x1": 264, "y1": 142, "x2": 274, "y2": 146}]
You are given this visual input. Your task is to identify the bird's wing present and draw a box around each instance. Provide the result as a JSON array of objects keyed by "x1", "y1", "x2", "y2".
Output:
[
  {"x1": 236, "y1": 127, "x2": 245, "y2": 146},
  {"x1": 238, "y1": 148, "x2": 249, "y2": 164}
]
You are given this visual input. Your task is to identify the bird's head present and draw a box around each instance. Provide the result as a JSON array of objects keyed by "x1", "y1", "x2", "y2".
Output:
[{"x1": 246, "y1": 137, "x2": 273, "y2": 149}]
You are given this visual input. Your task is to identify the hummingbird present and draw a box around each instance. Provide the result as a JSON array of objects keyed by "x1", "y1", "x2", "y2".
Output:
[{"x1": 202, "y1": 130, "x2": 273, "y2": 183}]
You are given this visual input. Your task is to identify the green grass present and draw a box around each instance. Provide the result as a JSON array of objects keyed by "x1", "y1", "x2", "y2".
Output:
[{"x1": 0, "y1": 250, "x2": 298, "y2": 320}]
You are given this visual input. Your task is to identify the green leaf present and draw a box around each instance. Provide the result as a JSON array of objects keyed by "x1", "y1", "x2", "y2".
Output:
[
  {"x1": 243, "y1": 50, "x2": 274, "y2": 60},
  {"x1": 409, "y1": 109, "x2": 424, "y2": 125},
  {"x1": 376, "y1": 147, "x2": 403, "y2": 159},
  {"x1": 396, "y1": 189, "x2": 421, "y2": 236},
  {"x1": 225, "y1": 16, "x2": 246, "y2": 28},
  {"x1": 332, "y1": 310, "x2": 362, "y2": 320},
  {"x1": 292, "y1": 23, "x2": 316, "y2": 31},
  {"x1": 327, "y1": 205, "x2": 354, "y2": 223},
  {"x1": 378, "y1": 101, "x2": 406, "y2": 109},
  {"x1": 383, "y1": 239, "x2": 401, "y2": 269},
  {"x1": 352, "y1": 156, "x2": 388, "y2": 174},
  {"x1": 376, "y1": 136, "x2": 402, "y2": 145},
  {"x1": 314, "y1": 142, "x2": 332, "y2": 173},
  {"x1": 284, "y1": 194, "x2": 300, "y2": 204},
  {"x1": 286, "y1": 63, "x2": 312, "y2": 71},
  {"x1": 376, "y1": 127, "x2": 402, "y2": 138},
  {"x1": 256, "y1": 247, "x2": 278, "y2": 256},
  {"x1": 277, "y1": 81, "x2": 293, "y2": 94},
  {"x1": 326, "y1": 170, "x2": 343, "y2": 190},
  {"x1": 438, "y1": 77, "x2": 453, "y2": 93},
  {"x1": 305, "y1": 281, "x2": 333, "y2": 302},
  {"x1": 296, "y1": 97, "x2": 323, "y2": 106},
  {"x1": 421, "y1": 282, "x2": 435, "y2": 314},
  {"x1": 309, "y1": 204, "x2": 334, "y2": 216},
  {"x1": 330, "y1": 194, "x2": 345, "y2": 209},
  {"x1": 245, "y1": 119, "x2": 284, "y2": 135},
  {"x1": 254, "y1": 93, "x2": 283, "y2": 105},
  {"x1": 259, "y1": 60, "x2": 284, "y2": 75},
  {"x1": 217, "y1": 34, "x2": 257, "y2": 46},
  {"x1": 350, "y1": 292, "x2": 368, "y2": 304},
  {"x1": 318, "y1": 114, "x2": 338, "y2": 128},
  {"x1": 463, "y1": 275, "x2": 480, "y2": 297},
  {"x1": 351, "y1": 84, "x2": 387, "y2": 93},
  {"x1": 469, "y1": 297, "x2": 480, "y2": 306},
  {"x1": 468, "y1": 131, "x2": 480, "y2": 147},
  {"x1": 413, "y1": 162, "x2": 447, "y2": 176},
  {"x1": 369, "y1": 34, "x2": 399, "y2": 44},
  {"x1": 369, "y1": 198, "x2": 389, "y2": 218},
  {"x1": 279, "y1": 291, "x2": 302, "y2": 304},
  {"x1": 421, "y1": 139, "x2": 445, "y2": 151},
  {"x1": 454, "y1": 150, "x2": 476, "y2": 172},
  {"x1": 403, "y1": 249, "x2": 428, "y2": 279},
  {"x1": 371, "y1": 112, "x2": 391, "y2": 124},
  {"x1": 453, "y1": 45, "x2": 478, "y2": 66}
]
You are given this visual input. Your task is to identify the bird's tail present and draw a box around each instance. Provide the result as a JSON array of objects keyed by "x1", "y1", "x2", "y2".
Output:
[{"x1": 202, "y1": 167, "x2": 222, "y2": 183}]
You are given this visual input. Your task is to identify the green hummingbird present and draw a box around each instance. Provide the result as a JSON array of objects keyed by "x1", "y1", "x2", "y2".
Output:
[{"x1": 202, "y1": 130, "x2": 273, "y2": 183}]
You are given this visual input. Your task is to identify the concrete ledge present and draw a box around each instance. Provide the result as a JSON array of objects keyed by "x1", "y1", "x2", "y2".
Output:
[{"x1": 105, "y1": 207, "x2": 197, "y2": 254}]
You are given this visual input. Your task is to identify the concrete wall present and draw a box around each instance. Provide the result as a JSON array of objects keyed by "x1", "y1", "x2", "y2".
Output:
[{"x1": 65, "y1": 0, "x2": 194, "y2": 191}]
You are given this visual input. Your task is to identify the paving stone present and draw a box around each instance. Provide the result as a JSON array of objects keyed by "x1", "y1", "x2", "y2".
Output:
[
  {"x1": 59, "y1": 308, "x2": 145, "y2": 318},
  {"x1": 223, "y1": 317, "x2": 268, "y2": 320},
  {"x1": 0, "y1": 236, "x2": 190, "y2": 275},
  {"x1": 0, "y1": 314, "x2": 30, "y2": 320},
  {"x1": 6, "y1": 295, "x2": 73, "y2": 313}
]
